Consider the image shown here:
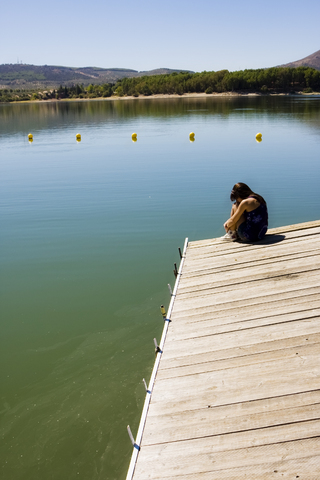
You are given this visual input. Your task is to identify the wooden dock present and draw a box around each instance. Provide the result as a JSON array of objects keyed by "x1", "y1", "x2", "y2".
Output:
[{"x1": 127, "y1": 220, "x2": 320, "y2": 479}]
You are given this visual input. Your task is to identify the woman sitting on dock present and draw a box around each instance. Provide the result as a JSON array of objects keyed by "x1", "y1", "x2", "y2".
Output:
[{"x1": 223, "y1": 183, "x2": 268, "y2": 242}]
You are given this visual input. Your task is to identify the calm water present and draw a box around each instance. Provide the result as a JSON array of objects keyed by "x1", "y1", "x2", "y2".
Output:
[{"x1": 1, "y1": 96, "x2": 320, "y2": 480}]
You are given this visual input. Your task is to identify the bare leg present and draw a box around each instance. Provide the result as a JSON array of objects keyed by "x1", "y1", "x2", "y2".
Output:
[
  {"x1": 230, "y1": 203, "x2": 237, "y2": 217},
  {"x1": 230, "y1": 203, "x2": 246, "y2": 230}
]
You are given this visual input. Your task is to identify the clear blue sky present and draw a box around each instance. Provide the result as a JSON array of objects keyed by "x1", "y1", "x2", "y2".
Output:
[{"x1": 1, "y1": 0, "x2": 319, "y2": 72}]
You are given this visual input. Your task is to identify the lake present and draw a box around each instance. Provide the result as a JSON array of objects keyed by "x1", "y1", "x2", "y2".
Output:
[{"x1": 1, "y1": 95, "x2": 320, "y2": 480}]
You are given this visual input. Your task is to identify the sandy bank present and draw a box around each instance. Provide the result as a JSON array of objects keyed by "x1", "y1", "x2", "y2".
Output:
[{"x1": 11, "y1": 91, "x2": 320, "y2": 105}]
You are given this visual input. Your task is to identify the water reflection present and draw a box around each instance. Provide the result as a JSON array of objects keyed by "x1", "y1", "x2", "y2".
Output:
[{"x1": 1, "y1": 95, "x2": 320, "y2": 137}]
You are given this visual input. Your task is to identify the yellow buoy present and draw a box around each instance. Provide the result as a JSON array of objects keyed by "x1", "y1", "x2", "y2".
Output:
[
  {"x1": 189, "y1": 132, "x2": 195, "y2": 142},
  {"x1": 132, "y1": 133, "x2": 137, "y2": 141},
  {"x1": 76, "y1": 133, "x2": 81, "y2": 141},
  {"x1": 28, "y1": 133, "x2": 33, "y2": 140},
  {"x1": 255, "y1": 132, "x2": 262, "y2": 139}
]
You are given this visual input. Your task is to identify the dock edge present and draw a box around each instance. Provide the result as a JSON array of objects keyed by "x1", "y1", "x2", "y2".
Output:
[{"x1": 125, "y1": 237, "x2": 189, "y2": 480}]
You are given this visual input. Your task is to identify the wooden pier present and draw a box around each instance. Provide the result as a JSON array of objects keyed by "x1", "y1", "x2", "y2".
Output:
[{"x1": 127, "y1": 220, "x2": 320, "y2": 479}]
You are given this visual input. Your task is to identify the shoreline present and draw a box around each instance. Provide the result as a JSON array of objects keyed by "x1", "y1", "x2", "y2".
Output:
[{"x1": 5, "y1": 90, "x2": 320, "y2": 105}]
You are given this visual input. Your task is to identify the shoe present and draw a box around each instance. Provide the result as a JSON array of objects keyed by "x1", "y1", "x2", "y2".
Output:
[{"x1": 221, "y1": 231, "x2": 238, "y2": 241}]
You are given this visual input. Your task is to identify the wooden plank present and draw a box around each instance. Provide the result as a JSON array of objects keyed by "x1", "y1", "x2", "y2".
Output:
[
  {"x1": 134, "y1": 444, "x2": 320, "y2": 479},
  {"x1": 162, "y1": 316, "x2": 320, "y2": 359},
  {"x1": 171, "y1": 289, "x2": 320, "y2": 323},
  {"x1": 143, "y1": 392, "x2": 320, "y2": 445},
  {"x1": 182, "y1": 241, "x2": 320, "y2": 277},
  {"x1": 167, "y1": 306, "x2": 320, "y2": 341},
  {"x1": 178, "y1": 256, "x2": 320, "y2": 294},
  {"x1": 267, "y1": 220, "x2": 320, "y2": 234},
  {"x1": 181, "y1": 256, "x2": 320, "y2": 289},
  {"x1": 183, "y1": 248, "x2": 320, "y2": 274},
  {"x1": 144, "y1": 389, "x2": 320, "y2": 432},
  {"x1": 170, "y1": 296, "x2": 320, "y2": 331},
  {"x1": 149, "y1": 354, "x2": 320, "y2": 416},
  {"x1": 185, "y1": 233, "x2": 320, "y2": 260},
  {"x1": 157, "y1": 342, "x2": 320, "y2": 380},
  {"x1": 182, "y1": 261, "x2": 320, "y2": 289},
  {"x1": 171, "y1": 285, "x2": 320, "y2": 320},
  {"x1": 172, "y1": 272, "x2": 320, "y2": 311},
  {"x1": 184, "y1": 234, "x2": 320, "y2": 268},
  {"x1": 159, "y1": 332, "x2": 320, "y2": 370},
  {"x1": 171, "y1": 456, "x2": 320, "y2": 480},
  {"x1": 134, "y1": 424, "x2": 320, "y2": 478},
  {"x1": 187, "y1": 230, "x2": 320, "y2": 257}
]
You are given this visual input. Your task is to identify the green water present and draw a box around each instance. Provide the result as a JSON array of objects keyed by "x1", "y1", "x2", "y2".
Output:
[{"x1": 1, "y1": 96, "x2": 320, "y2": 479}]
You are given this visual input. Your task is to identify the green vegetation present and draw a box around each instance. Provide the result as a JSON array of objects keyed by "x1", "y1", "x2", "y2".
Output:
[
  {"x1": 112, "y1": 67, "x2": 320, "y2": 96},
  {"x1": 1, "y1": 67, "x2": 319, "y2": 103},
  {"x1": 0, "y1": 83, "x2": 114, "y2": 103}
]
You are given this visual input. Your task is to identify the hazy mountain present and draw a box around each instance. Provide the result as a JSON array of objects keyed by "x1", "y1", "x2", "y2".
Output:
[
  {"x1": 277, "y1": 49, "x2": 320, "y2": 70},
  {"x1": 2, "y1": 51, "x2": 319, "y2": 90},
  {"x1": 0, "y1": 64, "x2": 193, "y2": 88}
]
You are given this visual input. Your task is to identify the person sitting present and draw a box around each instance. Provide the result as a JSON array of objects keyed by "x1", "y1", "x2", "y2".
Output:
[{"x1": 223, "y1": 182, "x2": 268, "y2": 242}]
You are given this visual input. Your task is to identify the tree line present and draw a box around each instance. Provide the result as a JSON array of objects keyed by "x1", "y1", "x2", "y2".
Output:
[
  {"x1": 113, "y1": 67, "x2": 320, "y2": 96},
  {"x1": 0, "y1": 83, "x2": 114, "y2": 103},
  {"x1": 1, "y1": 67, "x2": 319, "y2": 102}
]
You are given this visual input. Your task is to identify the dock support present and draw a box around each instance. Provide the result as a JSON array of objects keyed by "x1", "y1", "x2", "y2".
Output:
[
  {"x1": 127, "y1": 426, "x2": 140, "y2": 451},
  {"x1": 142, "y1": 378, "x2": 150, "y2": 393},
  {"x1": 173, "y1": 263, "x2": 178, "y2": 277},
  {"x1": 153, "y1": 338, "x2": 161, "y2": 354}
]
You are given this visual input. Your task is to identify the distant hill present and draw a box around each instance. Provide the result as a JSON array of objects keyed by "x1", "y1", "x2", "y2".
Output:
[
  {"x1": 0, "y1": 64, "x2": 193, "y2": 88},
  {"x1": 277, "y1": 49, "x2": 320, "y2": 70}
]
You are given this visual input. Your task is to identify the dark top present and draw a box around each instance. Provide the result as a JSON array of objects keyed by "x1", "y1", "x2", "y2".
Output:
[{"x1": 237, "y1": 198, "x2": 268, "y2": 241}]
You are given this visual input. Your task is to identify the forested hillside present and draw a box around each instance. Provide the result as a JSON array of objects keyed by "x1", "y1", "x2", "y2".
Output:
[
  {"x1": 0, "y1": 67, "x2": 319, "y2": 103},
  {"x1": 112, "y1": 67, "x2": 320, "y2": 96}
]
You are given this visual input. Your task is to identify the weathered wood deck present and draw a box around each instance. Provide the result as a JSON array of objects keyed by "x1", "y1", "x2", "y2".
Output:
[{"x1": 128, "y1": 220, "x2": 320, "y2": 479}]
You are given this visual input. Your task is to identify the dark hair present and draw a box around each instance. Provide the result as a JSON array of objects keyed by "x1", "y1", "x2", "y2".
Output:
[{"x1": 230, "y1": 182, "x2": 266, "y2": 204}]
